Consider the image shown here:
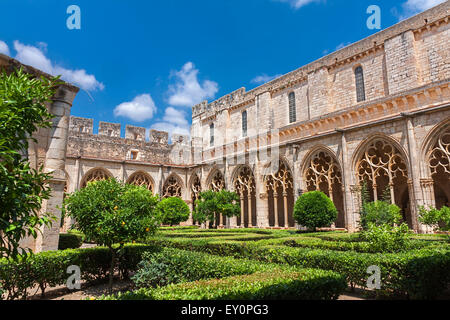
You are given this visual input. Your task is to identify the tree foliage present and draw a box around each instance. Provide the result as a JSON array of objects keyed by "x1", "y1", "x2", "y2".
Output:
[
  {"x1": 64, "y1": 178, "x2": 160, "y2": 292},
  {"x1": 156, "y1": 197, "x2": 190, "y2": 226},
  {"x1": 419, "y1": 206, "x2": 450, "y2": 233},
  {"x1": 0, "y1": 68, "x2": 58, "y2": 258},
  {"x1": 293, "y1": 191, "x2": 338, "y2": 231},
  {"x1": 193, "y1": 190, "x2": 240, "y2": 225},
  {"x1": 360, "y1": 201, "x2": 402, "y2": 230}
]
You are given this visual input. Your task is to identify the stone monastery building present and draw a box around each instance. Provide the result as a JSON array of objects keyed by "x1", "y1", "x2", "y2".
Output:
[{"x1": 1, "y1": 3, "x2": 449, "y2": 252}]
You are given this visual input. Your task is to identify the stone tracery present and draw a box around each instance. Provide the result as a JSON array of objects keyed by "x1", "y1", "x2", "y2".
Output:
[
  {"x1": 234, "y1": 166, "x2": 256, "y2": 227},
  {"x1": 162, "y1": 175, "x2": 182, "y2": 198},
  {"x1": 265, "y1": 161, "x2": 294, "y2": 228},
  {"x1": 356, "y1": 139, "x2": 408, "y2": 204},
  {"x1": 304, "y1": 150, "x2": 345, "y2": 228},
  {"x1": 81, "y1": 168, "x2": 111, "y2": 188},
  {"x1": 127, "y1": 172, "x2": 154, "y2": 193}
]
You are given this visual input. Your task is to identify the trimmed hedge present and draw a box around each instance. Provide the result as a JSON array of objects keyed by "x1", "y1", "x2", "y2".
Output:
[
  {"x1": 0, "y1": 244, "x2": 158, "y2": 300},
  {"x1": 103, "y1": 268, "x2": 346, "y2": 300},
  {"x1": 58, "y1": 233, "x2": 83, "y2": 250},
  {"x1": 147, "y1": 238, "x2": 450, "y2": 299},
  {"x1": 132, "y1": 248, "x2": 271, "y2": 288}
]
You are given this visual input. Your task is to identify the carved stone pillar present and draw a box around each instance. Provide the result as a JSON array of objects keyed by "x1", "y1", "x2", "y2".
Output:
[
  {"x1": 247, "y1": 194, "x2": 253, "y2": 227},
  {"x1": 273, "y1": 192, "x2": 279, "y2": 228},
  {"x1": 35, "y1": 85, "x2": 79, "y2": 252},
  {"x1": 283, "y1": 192, "x2": 289, "y2": 228},
  {"x1": 240, "y1": 195, "x2": 245, "y2": 228}
]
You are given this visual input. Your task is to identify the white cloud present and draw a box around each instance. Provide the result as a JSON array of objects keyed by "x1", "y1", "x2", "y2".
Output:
[
  {"x1": 9, "y1": 40, "x2": 104, "y2": 91},
  {"x1": 251, "y1": 73, "x2": 282, "y2": 84},
  {"x1": 167, "y1": 62, "x2": 218, "y2": 107},
  {"x1": 276, "y1": 0, "x2": 321, "y2": 10},
  {"x1": 151, "y1": 107, "x2": 191, "y2": 137},
  {"x1": 0, "y1": 41, "x2": 10, "y2": 56},
  {"x1": 114, "y1": 94, "x2": 157, "y2": 122},
  {"x1": 398, "y1": 0, "x2": 445, "y2": 20}
]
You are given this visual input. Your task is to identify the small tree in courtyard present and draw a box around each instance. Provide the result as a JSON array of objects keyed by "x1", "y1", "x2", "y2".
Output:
[
  {"x1": 64, "y1": 178, "x2": 160, "y2": 293},
  {"x1": 156, "y1": 197, "x2": 190, "y2": 226},
  {"x1": 419, "y1": 206, "x2": 450, "y2": 236},
  {"x1": 293, "y1": 191, "x2": 338, "y2": 231},
  {"x1": 193, "y1": 190, "x2": 240, "y2": 226}
]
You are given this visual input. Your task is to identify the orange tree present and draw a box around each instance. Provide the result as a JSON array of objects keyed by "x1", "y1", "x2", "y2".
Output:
[
  {"x1": 64, "y1": 178, "x2": 160, "y2": 292},
  {"x1": 193, "y1": 190, "x2": 240, "y2": 225}
]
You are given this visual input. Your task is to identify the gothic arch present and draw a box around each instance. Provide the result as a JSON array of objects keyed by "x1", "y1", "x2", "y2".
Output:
[
  {"x1": 301, "y1": 147, "x2": 345, "y2": 228},
  {"x1": 206, "y1": 168, "x2": 226, "y2": 191},
  {"x1": 353, "y1": 134, "x2": 412, "y2": 227},
  {"x1": 126, "y1": 171, "x2": 154, "y2": 193},
  {"x1": 264, "y1": 159, "x2": 295, "y2": 228},
  {"x1": 232, "y1": 165, "x2": 257, "y2": 228},
  {"x1": 162, "y1": 173, "x2": 184, "y2": 198},
  {"x1": 422, "y1": 119, "x2": 450, "y2": 209},
  {"x1": 80, "y1": 168, "x2": 113, "y2": 189}
]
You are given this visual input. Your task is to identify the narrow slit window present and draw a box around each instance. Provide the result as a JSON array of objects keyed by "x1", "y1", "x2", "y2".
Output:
[
  {"x1": 355, "y1": 66, "x2": 366, "y2": 102},
  {"x1": 210, "y1": 123, "x2": 214, "y2": 147},
  {"x1": 289, "y1": 92, "x2": 296, "y2": 123},
  {"x1": 242, "y1": 110, "x2": 248, "y2": 137}
]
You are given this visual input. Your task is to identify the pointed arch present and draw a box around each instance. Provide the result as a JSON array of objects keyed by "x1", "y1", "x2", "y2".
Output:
[
  {"x1": 126, "y1": 171, "x2": 154, "y2": 193},
  {"x1": 206, "y1": 168, "x2": 225, "y2": 192},
  {"x1": 162, "y1": 173, "x2": 183, "y2": 198},
  {"x1": 264, "y1": 159, "x2": 295, "y2": 228},
  {"x1": 353, "y1": 134, "x2": 412, "y2": 227},
  {"x1": 232, "y1": 165, "x2": 257, "y2": 228},
  {"x1": 301, "y1": 146, "x2": 345, "y2": 228},
  {"x1": 421, "y1": 119, "x2": 450, "y2": 209},
  {"x1": 80, "y1": 168, "x2": 113, "y2": 189}
]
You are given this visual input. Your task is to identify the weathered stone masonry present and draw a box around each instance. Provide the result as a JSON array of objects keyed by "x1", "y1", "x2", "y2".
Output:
[{"x1": 2, "y1": 3, "x2": 449, "y2": 252}]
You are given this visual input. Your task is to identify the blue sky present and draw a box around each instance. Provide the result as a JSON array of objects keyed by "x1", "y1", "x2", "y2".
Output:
[{"x1": 0, "y1": 0, "x2": 445, "y2": 138}]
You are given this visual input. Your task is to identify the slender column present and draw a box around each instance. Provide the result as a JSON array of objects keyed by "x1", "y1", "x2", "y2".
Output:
[
  {"x1": 403, "y1": 115, "x2": 424, "y2": 232},
  {"x1": 273, "y1": 192, "x2": 279, "y2": 228},
  {"x1": 248, "y1": 194, "x2": 252, "y2": 227},
  {"x1": 283, "y1": 192, "x2": 289, "y2": 228},
  {"x1": 373, "y1": 184, "x2": 378, "y2": 202},
  {"x1": 339, "y1": 130, "x2": 357, "y2": 232},
  {"x1": 389, "y1": 182, "x2": 396, "y2": 205},
  {"x1": 240, "y1": 194, "x2": 245, "y2": 228}
]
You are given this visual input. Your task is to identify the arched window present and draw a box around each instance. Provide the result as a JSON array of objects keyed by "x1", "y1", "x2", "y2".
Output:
[
  {"x1": 288, "y1": 92, "x2": 296, "y2": 123},
  {"x1": 355, "y1": 66, "x2": 366, "y2": 102},
  {"x1": 210, "y1": 123, "x2": 214, "y2": 147},
  {"x1": 242, "y1": 110, "x2": 248, "y2": 137}
]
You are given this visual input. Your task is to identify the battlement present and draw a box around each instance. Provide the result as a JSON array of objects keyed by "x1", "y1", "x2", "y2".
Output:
[{"x1": 69, "y1": 116, "x2": 191, "y2": 146}]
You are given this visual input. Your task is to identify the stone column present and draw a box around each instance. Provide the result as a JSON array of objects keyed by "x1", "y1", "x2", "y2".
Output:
[
  {"x1": 273, "y1": 192, "x2": 279, "y2": 228},
  {"x1": 240, "y1": 194, "x2": 245, "y2": 228},
  {"x1": 248, "y1": 194, "x2": 253, "y2": 227},
  {"x1": 257, "y1": 193, "x2": 269, "y2": 228},
  {"x1": 403, "y1": 115, "x2": 426, "y2": 233},
  {"x1": 338, "y1": 130, "x2": 357, "y2": 232},
  {"x1": 35, "y1": 85, "x2": 79, "y2": 252},
  {"x1": 283, "y1": 192, "x2": 289, "y2": 228}
]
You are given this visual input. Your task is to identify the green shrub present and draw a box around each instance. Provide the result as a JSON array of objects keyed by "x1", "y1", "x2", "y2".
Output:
[
  {"x1": 293, "y1": 191, "x2": 338, "y2": 231},
  {"x1": 58, "y1": 233, "x2": 83, "y2": 250},
  {"x1": 0, "y1": 244, "x2": 157, "y2": 300},
  {"x1": 156, "y1": 197, "x2": 190, "y2": 226},
  {"x1": 132, "y1": 248, "x2": 269, "y2": 288},
  {"x1": 104, "y1": 268, "x2": 346, "y2": 300},
  {"x1": 419, "y1": 206, "x2": 450, "y2": 233},
  {"x1": 360, "y1": 223, "x2": 411, "y2": 253},
  {"x1": 360, "y1": 201, "x2": 402, "y2": 230},
  {"x1": 147, "y1": 237, "x2": 450, "y2": 299}
]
